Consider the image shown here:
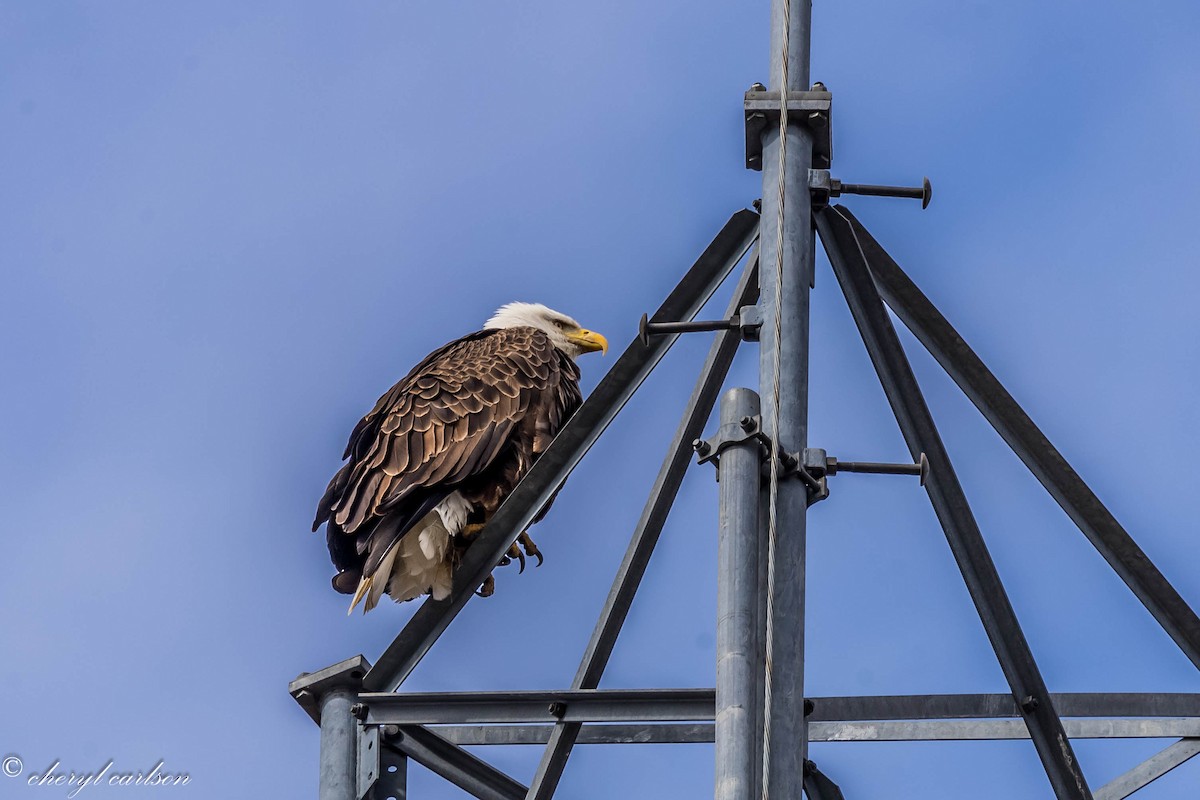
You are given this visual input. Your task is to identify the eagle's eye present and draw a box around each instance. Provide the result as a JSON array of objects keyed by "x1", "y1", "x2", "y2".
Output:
[{"x1": 553, "y1": 319, "x2": 570, "y2": 330}]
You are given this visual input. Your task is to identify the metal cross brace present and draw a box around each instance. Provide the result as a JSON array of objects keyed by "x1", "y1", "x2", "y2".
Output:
[
  {"x1": 823, "y1": 204, "x2": 1200, "y2": 673},
  {"x1": 817, "y1": 205, "x2": 1093, "y2": 799}
]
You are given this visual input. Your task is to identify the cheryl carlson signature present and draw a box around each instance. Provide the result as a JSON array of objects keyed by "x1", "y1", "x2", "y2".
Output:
[{"x1": 2, "y1": 756, "x2": 190, "y2": 798}]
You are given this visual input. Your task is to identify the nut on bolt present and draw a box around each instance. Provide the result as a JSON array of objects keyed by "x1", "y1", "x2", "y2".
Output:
[
  {"x1": 350, "y1": 703, "x2": 368, "y2": 721},
  {"x1": 693, "y1": 439, "x2": 711, "y2": 456},
  {"x1": 740, "y1": 416, "x2": 756, "y2": 432},
  {"x1": 548, "y1": 702, "x2": 567, "y2": 719},
  {"x1": 1020, "y1": 695, "x2": 1040, "y2": 714}
]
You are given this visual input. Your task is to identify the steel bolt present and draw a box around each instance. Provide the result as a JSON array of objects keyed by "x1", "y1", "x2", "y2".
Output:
[
  {"x1": 804, "y1": 698, "x2": 815, "y2": 717},
  {"x1": 548, "y1": 702, "x2": 567, "y2": 719},
  {"x1": 749, "y1": 82, "x2": 766, "y2": 92},
  {"x1": 693, "y1": 439, "x2": 711, "y2": 456},
  {"x1": 350, "y1": 703, "x2": 368, "y2": 721},
  {"x1": 811, "y1": 81, "x2": 827, "y2": 92},
  {"x1": 1020, "y1": 695, "x2": 1040, "y2": 714},
  {"x1": 740, "y1": 416, "x2": 756, "y2": 432}
]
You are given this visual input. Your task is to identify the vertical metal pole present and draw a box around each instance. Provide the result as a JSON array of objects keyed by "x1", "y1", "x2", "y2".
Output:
[
  {"x1": 757, "y1": 0, "x2": 813, "y2": 795},
  {"x1": 318, "y1": 688, "x2": 358, "y2": 800},
  {"x1": 716, "y1": 388, "x2": 763, "y2": 800}
]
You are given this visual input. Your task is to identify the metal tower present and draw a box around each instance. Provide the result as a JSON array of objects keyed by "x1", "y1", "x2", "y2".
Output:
[{"x1": 290, "y1": 2, "x2": 1200, "y2": 798}]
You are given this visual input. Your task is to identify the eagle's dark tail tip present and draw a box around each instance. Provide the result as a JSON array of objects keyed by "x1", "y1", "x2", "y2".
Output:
[{"x1": 332, "y1": 570, "x2": 361, "y2": 595}]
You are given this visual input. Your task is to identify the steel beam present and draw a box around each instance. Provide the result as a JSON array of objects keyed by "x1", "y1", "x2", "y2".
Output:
[
  {"x1": 526, "y1": 261, "x2": 759, "y2": 799},
  {"x1": 429, "y1": 718, "x2": 1200, "y2": 746},
  {"x1": 817, "y1": 206, "x2": 1093, "y2": 800},
  {"x1": 715, "y1": 388, "x2": 763, "y2": 800},
  {"x1": 813, "y1": 719, "x2": 1200, "y2": 742},
  {"x1": 362, "y1": 688, "x2": 714, "y2": 726},
  {"x1": 359, "y1": 690, "x2": 1200, "y2": 726},
  {"x1": 386, "y1": 726, "x2": 527, "y2": 800},
  {"x1": 1094, "y1": 738, "x2": 1200, "y2": 800},
  {"x1": 441, "y1": 725, "x2": 716, "y2": 746},
  {"x1": 824, "y1": 204, "x2": 1200, "y2": 673},
  {"x1": 361, "y1": 210, "x2": 759, "y2": 693},
  {"x1": 757, "y1": 0, "x2": 816, "y2": 795}
]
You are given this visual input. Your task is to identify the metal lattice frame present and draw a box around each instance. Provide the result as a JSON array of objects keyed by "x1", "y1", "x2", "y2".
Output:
[{"x1": 289, "y1": 2, "x2": 1200, "y2": 798}]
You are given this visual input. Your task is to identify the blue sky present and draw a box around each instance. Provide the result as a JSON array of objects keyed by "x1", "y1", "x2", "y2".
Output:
[{"x1": 2, "y1": 1, "x2": 1199, "y2": 798}]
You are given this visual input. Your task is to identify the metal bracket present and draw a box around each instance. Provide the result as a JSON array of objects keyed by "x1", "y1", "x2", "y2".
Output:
[
  {"x1": 693, "y1": 413, "x2": 766, "y2": 469},
  {"x1": 745, "y1": 83, "x2": 832, "y2": 171},
  {"x1": 826, "y1": 452, "x2": 928, "y2": 485},
  {"x1": 357, "y1": 725, "x2": 380, "y2": 800},
  {"x1": 639, "y1": 305, "x2": 762, "y2": 346},
  {"x1": 695, "y1": 420, "x2": 828, "y2": 504},
  {"x1": 809, "y1": 169, "x2": 932, "y2": 209}
]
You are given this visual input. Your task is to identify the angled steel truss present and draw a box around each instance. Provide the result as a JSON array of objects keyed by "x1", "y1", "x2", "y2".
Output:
[{"x1": 291, "y1": 202, "x2": 1200, "y2": 800}]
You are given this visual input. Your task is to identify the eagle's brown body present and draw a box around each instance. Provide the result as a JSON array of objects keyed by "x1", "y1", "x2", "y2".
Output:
[{"x1": 313, "y1": 324, "x2": 584, "y2": 608}]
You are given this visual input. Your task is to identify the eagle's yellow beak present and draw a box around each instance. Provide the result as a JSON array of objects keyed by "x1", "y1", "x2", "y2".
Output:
[{"x1": 568, "y1": 328, "x2": 608, "y2": 355}]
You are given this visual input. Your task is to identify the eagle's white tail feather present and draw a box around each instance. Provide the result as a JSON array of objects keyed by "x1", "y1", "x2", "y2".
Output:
[
  {"x1": 363, "y1": 542, "x2": 400, "y2": 613},
  {"x1": 348, "y1": 492, "x2": 466, "y2": 610}
]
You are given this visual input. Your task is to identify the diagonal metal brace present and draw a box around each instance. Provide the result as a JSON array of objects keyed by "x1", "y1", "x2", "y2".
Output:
[
  {"x1": 803, "y1": 760, "x2": 847, "y2": 800},
  {"x1": 817, "y1": 204, "x2": 1094, "y2": 800},
  {"x1": 385, "y1": 725, "x2": 527, "y2": 800},
  {"x1": 826, "y1": 204, "x2": 1200, "y2": 674}
]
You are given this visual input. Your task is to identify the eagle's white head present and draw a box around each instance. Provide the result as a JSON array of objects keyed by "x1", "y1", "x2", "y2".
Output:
[{"x1": 485, "y1": 302, "x2": 608, "y2": 360}]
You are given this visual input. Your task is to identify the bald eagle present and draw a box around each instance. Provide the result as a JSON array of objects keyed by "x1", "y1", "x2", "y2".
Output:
[{"x1": 313, "y1": 303, "x2": 608, "y2": 613}]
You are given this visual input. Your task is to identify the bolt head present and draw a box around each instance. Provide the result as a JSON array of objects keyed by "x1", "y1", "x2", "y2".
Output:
[{"x1": 693, "y1": 439, "x2": 711, "y2": 455}]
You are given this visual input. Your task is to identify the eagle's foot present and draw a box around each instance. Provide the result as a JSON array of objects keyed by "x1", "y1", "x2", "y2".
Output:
[
  {"x1": 518, "y1": 532, "x2": 544, "y2": 568},
  {"x1": 507, "y1": 542, "x2": 527, "y2": 573},
  {"x1": 498, "y1": 542, "x2": 525, "y2": 571},
  {"x1": 476, "y1": 574, "x2": 495, "y2": 597},
  {"x1": 461, "y1": 522, "x2": 487, "y2": 540}
]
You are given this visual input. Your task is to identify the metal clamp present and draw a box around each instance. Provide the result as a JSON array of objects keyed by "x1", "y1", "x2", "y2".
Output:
[
  {"x1": 809, "y1": 169, "x2": 932, "y2": 209},
  {"x1": 745, "y1": 82, "x2": 833, "y2": 171},
  {"x1": 695, "y1": 420, "x2": 828, "y2": 504},
  {"x1": 693, "y1": 414, "x2": 766, "y2": 468},
  {"x1": 640, "y1": 305, "x2": 763, "y2": 346}
]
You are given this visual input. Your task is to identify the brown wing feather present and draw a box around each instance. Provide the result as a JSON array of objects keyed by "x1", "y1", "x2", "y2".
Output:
[{"x1": 314, "y1": 327, "x2": 566, "y2": 538}]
